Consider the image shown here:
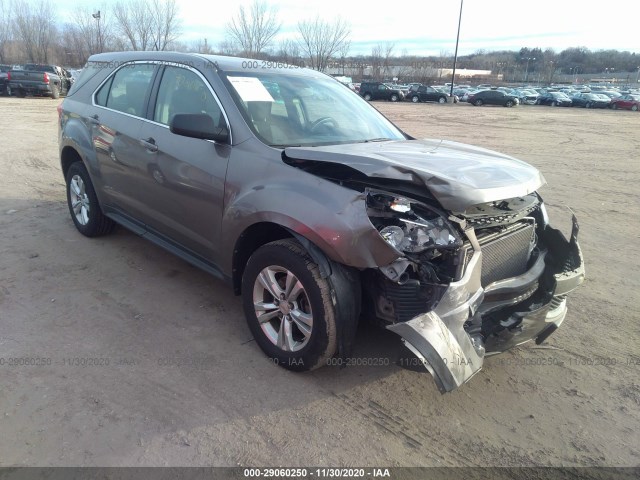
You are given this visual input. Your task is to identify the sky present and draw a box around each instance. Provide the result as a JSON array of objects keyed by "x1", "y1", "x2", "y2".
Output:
[{"x1": 58, "y1": 0, "x2": 640, "y2": 56}]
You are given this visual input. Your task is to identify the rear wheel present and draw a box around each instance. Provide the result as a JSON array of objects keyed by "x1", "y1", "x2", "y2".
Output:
[
  {"x1": 632, "y1": 104, "x2": 638, "y2": 111},
  {"x1": 438, "y1": 96, "x2": 447, "y2": 104},
  {"x1": 390, "y1": 94, "x2": 398, "y2": 102},
  {"x1": 411, "y1": 95, "x2": 419, "y2": 103},
  {"x1": 65, "y1": 162, "x2": 115, "y2": 237},
  {"x1": 585, "y1": 102, "x2": 591, "y2": 108},
  {"x1": 51, "y1": 84, "x2": 60, "y2": 99},
  {"x1": 551, "y1": 101, "x2": 558, "y2": 107},
  {"x1": 474, "y1": 99, "x2": 483, "y2": 106},
  {"x1": 242, "y1": 239, "x2": 338, "y2": 371},
  {"x1": 16, "y1": 89, "x2": 26, "y2": 98},
  {"x1": 505, "y1": 100, "x2": 514, "y2": 107},
  {"x1": 363, "y1": 93, "x2": 372, "y2": 101},
  {"x1": 611, "y1": 103, "x2": 618, "y2": 110}
]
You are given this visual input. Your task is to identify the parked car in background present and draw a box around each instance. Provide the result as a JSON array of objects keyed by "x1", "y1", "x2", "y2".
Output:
[
  {"x1": 468, "y1": 89, "x2": 519, "y2": 107},
  {"x1": 406, "y1": 84, "x2": 448, "y2": 104},
  {"x1": 514, "y1": 89, "x2": 539, "y2": 105},
  {"x1": 0, "y1": 64, "x2": 12, "y2": 96},
  {"x1": 599, "y1": 91, "x2": 622, "y2": 100},
  {"x1": 536, "y1": 92, "x2": 573, "y2": 107},
  {"x1": 571, "y1": 93, "x2": 609, "y2": 108},
  {"x1": 461, "y1": 88, "x2": 480, "y2": 103},
  {"x1": 7, "y1": 64, "x2": 73, "y2": 98},
  {"x1": 58, "y1": 51, "x2": 583, "y2": 393},
  {"x1": 610, "y1": 94, "x2": 640, "y2": 111},
  {"x1": 359, "y1": 82, "x2": 404, "y2": 102}
]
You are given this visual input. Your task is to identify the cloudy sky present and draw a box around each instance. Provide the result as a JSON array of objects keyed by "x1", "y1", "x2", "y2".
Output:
[{"x1": 60, "y1": 0, "x2": 640, "y2": 55}]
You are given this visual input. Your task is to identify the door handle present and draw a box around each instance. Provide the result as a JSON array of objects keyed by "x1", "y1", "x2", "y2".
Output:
[
  {"x1": 139, "y1": 137, "x2": 158, "y2": 152},
  {"x1": 88, "y1": 114, "x2": 100, "y2": 125}
]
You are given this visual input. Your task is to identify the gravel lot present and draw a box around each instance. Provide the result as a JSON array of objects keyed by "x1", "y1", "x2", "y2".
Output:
[{"x1": 0, "y1": 97, "x2": 638, "y2": 467}]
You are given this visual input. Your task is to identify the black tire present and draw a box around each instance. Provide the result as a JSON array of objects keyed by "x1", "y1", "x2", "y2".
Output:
[
  {"x1": 438, "y1": 96, "x2": 447, "y2": 104},
  {"x1": 505, "y1": 100, "x2": 514, "y2": 107},
  {"x1": 585, "y1": 102, "x2": 591, "y2": 109},
  {"x1": 474, "y1": 99, "x2": 483, "y2": 106},
  {"x1": 242, "y1": 239, "x2": 338, "y2": 372},
  {"x1": 51, "y1": 84, "x2": 60, "y2": 99},
  {"x1": 551, "y1": 101, "x2": 557, "y2": 107},
  {"x1": 65, "y1": 162, "x2": 115, "y2": 237},
  {"x1": 632, "y1": 104, "x2": 638, "y2": 111},
  {"x1": 611, "y1": 103, "x2": 618, "y2": 110},
  {"x1": 16, "y1": 89, "x2": 26, "y2": 98},
  {"x1": 3, "y1": 85, "x2": 10, "y2": 97},
  {"x1": 390, "y1": 94, "x2": 398, "y2": 102},
  {"x1": 411, "y1": 95, "x2": 419, "y2": 103},
  {"x1": 363, "y1": 93, "x2": 372, "y2": 101}
]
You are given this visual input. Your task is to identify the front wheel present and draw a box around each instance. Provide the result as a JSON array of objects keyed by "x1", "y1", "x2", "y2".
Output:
[
  {"x1": 551, "y1": 101, "x2": 557, "y2": 107},
  {"x1": 632, "y1": 104, "x2": 638, "y2": 111},
  {"x1": 390, "y1": 94, "x2": 398, "y2": 102},
  {"x1": 51, "y1": 84, "x2": 60, "y2": 99},
  {"x1": 363, "y1": 93, "x2": 372, "y2": 101},
  {"x1": 505, "y1": 100, "x2": 514, "y2": 107},
  {"x1": 16, "y1": 89, "x2": 26, "y2": 98},
  {"x1": 474, "y1": 99, "x2": 483, "y2": 106},
  {"x1": 65, "y1": 162, "x2": 115, "y2": 237},
  {"x1": 438, "y1": 96, "x2": 447, "y2": 104},
  {"x1": 611, "y1": 103, "x2": 618, "y2": 110},
  {"x1": 411, "y1": 95, "x2": 419, "y2": 103},
  {"x1": 242, "y1": 239, "x2": 338, "y2": 371}
]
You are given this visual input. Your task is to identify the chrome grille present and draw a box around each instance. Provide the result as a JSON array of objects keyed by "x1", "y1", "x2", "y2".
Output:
[{"x1": 461, "y1": 221, "x2": 535, "y2": 286}]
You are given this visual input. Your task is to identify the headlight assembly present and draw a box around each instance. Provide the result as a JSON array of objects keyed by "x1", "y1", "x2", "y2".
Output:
[{"x1": 367, "y1": 190, "x2": 462, "y2": 255}]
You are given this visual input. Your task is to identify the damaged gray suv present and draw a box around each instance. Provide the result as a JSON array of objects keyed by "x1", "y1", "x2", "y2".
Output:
[{"x1": 59, "y1": 53, "x2": 585, "y2": 392}]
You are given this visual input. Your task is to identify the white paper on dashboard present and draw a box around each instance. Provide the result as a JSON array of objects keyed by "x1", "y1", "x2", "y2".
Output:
[{"x1": 227, "y1": 77, "x2": 275, "y2": 102}]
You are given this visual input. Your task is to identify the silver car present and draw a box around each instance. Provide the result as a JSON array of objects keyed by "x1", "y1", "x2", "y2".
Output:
[{"x1": 58, "y1": 52, "x2": 584, "y2": 392}]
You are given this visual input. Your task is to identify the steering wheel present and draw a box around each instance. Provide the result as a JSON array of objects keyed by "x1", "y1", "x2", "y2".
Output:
[{"x1": 309, "y1": 116, "x2": 338, "y2": 133}]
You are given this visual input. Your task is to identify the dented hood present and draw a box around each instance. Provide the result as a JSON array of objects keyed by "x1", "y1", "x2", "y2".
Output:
[{"x1": 284, "y1": 139, "x2": 546, "y2": 212}]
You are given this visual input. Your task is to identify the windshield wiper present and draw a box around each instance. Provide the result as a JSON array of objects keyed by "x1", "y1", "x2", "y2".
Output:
[{"x1": 361, "y1": 138, "x2": 393, "y2": 143}]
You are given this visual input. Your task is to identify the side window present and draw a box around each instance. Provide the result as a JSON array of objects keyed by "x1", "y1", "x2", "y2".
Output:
[
  {"x1": 153, "y1": 66, "x2": 222, "y2": 127},
  {"x1": 95, "y1": 76, "x2": 113, "y2": 106},
  {"x1": 418, "y1": 86, "x2": 426, "y2": 93},
  {"x1": 101, "y1": 63, "x2": 155, "y2": 117}
]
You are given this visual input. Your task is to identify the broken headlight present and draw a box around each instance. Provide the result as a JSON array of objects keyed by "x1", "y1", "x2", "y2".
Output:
[{"x1": 368, "y1": 191, "x2": 463, "y2": 254}]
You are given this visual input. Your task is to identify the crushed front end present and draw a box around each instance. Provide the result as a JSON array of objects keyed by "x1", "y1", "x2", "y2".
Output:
[{"x1": 365, "y1": 190, "x2": 585, "y2": 393}]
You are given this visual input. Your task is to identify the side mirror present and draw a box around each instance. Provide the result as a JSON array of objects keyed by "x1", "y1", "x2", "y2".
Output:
[{"x1": 170, "y1": 113, "x2": 229, "y2": 144}]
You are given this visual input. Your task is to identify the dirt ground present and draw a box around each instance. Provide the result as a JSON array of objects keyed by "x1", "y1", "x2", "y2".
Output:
[{"x1": 0, "y1": 97, "x2": 638, "y2": 468}]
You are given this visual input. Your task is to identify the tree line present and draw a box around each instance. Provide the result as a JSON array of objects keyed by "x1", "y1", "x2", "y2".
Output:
[{"x1": 0, "y1": 0, "x2": 637, "y2": 82}]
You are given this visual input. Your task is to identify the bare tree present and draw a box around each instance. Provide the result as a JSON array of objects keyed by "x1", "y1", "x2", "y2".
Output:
[
  {"x1": 149, "y1": 0, "x2": 180, "y2": 51},
  {"x1": 66, "y1": 6, "x2": 112, "y2": 61},
  {"x1": 277, "y1": 38, "x2": 300, "y2": 64},
  {"x1": 337, "y1": 40, "x2": 350, "y2": 75},
  {"x1": 226, "y1": 1, "x2": 280, "y2": 58},
  {"x1": 297, "y1": 16, "x2": 350, "y2": 71},
  {"x1": 113, "y1": 0, "x2": 152, "y2": 51},
  {"x1": 13, "y1": 0, "x2": 56, "y2": 63},
  {"x1": 0, "y1": 0, "x2": 11, "y2": 63}
]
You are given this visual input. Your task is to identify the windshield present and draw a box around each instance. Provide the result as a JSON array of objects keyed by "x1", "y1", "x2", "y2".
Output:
[{"x1": 222, "y1": 72, "x2": 405, "y2": 147}]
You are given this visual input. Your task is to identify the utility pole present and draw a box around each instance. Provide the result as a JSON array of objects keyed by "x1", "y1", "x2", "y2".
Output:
[
  {"x1": 450, "y1": 0, "x2": 463, "y2": 98},
  {"x1": 92, "y1": 11, "x2": 101, "y2": 53}
]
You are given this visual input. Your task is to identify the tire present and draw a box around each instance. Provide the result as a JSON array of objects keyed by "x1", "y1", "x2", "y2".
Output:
[
  {"x1": 411, "y1": 95, "x2": 419, "y2": 103},
  {"x1": 16, "y1": 89, "x2": 26, "y2": 98},
  {"x1": 611, "y1": 103, "x2": 618, "y2": 110},
  {"x1": 242, "y1": 239, "x2": 338, "y2": 372},
  {"x1": 632, "y1": 104, "x2": 638, "y2": 111},
  {"x1": 51, "y1": 84, "x2": 60, "y2": 99},
  {"x1": 551, "y1": 101, "x2": 557, "y2": 107},
  {"x1": 474, "y1": 99, "x2": 483, "y2": 106},
  {"x1": 390, "y1": 94, "x2": 398, "y2": 102},
  {"x1": 505, "y1": 100, "x2": 514, "y2": 107},
  {"x1": 438, "y1": 96, "x2": 447, "y2": 104},
  {"x1": 65, "y1": 162, "x2": 115, "y2": 237},
  {"x1": 585, "y1": 102, "x2": 591, "y2": 109},
  {"x1": 363, "y1": 93, "x2": 372, "y2": 101},
  {"x1": 3, "y1": 85, "x2": 10, "y2": 97}
]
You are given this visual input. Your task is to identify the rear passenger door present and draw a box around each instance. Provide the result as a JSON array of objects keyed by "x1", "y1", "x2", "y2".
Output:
[
  {"x1": 135, "y1": 65, "x2": 231, "y2": 261},
  {"x1": 90, "y1": 62, "x2": 158, "y2": 217}
]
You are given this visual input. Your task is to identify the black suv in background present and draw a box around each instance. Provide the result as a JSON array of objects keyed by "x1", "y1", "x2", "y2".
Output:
[
  {"x1": 359, "y1": 82, "x2": 404, "y2": 102},
  {"x1": 468, "y1": 89, "x2": 519, "y2": 107},
  {"x1": 406, "y1": 85, "x2": 448, "y2": 104}
]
